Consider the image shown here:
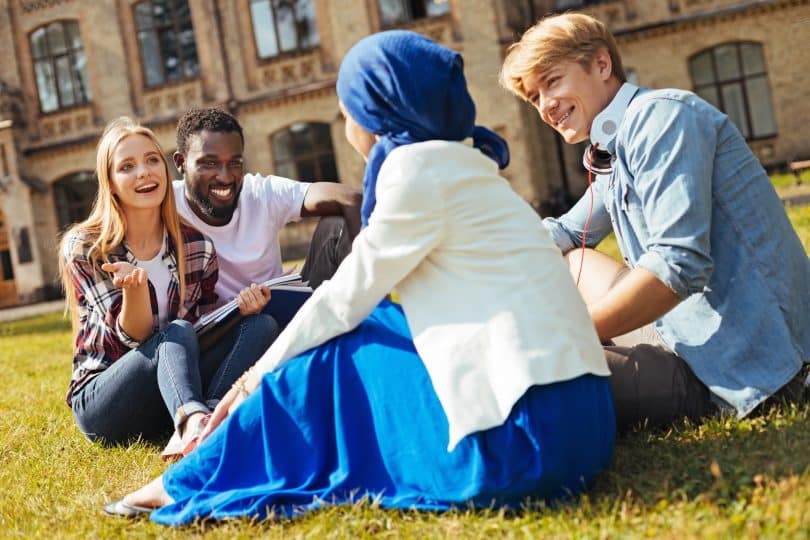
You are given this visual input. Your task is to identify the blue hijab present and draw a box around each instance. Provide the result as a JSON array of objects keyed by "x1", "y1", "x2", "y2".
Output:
[{"x1": 336, "y1": 30, "x2": 510, "y2": 227}]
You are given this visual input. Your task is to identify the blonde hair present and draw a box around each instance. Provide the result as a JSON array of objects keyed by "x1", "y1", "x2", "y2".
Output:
[
  {"x1": 58, "y1": 117, "x2": 186, "y2": 335},
  {"x1": 500, "y1": 12, "x2": 626, "y2": 100}
]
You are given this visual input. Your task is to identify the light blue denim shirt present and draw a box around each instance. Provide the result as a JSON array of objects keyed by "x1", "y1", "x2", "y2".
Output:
[{"x1": 544, "y1": 88, "x2": 810, "y2": 416}]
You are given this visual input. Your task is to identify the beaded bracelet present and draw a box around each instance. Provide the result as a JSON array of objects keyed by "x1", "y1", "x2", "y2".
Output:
[{"x1": 232, "y1": 371, "x2": 252, "y2": 399}]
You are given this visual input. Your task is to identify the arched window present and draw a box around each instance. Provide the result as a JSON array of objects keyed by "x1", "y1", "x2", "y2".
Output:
[
  {"x1": 29, "y1": 20, "x2": 91, "y2": 113},
  {"x1": 378, "y1": 0, "x2": 450, "y2": 27},
  {"x1": 53, "y1": 171, "x2": 97, "y2": 230},
  {"x1": 271, "y1": 123, "x2": 337, "y2": 181},
  {"x1": 134, "y1": 0, "x2": 199, "y2": 87},
  {"x1": 689, "y1": 42, "x2": 776, "y2": 140},
  {"x1": 250, "y1": 0, "x2": 320, "y2": 59}
]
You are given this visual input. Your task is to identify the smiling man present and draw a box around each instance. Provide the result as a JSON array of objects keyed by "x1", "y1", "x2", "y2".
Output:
[
  {"x1": 172, "y1": 108, "x2": 361, "y2": 307},
  {"x1": 500, "y1": 13, "x2": 810, "y2": 430}
]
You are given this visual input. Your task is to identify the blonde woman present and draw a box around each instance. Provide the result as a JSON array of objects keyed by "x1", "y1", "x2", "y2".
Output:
[{"x1": 60, "y1": 118, "x2": 278, "y2": 457}]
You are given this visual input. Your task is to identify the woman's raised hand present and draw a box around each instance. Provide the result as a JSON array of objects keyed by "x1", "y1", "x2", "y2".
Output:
[{"x1": 101, "y1": 261, "x2": 148, "y2": 289}]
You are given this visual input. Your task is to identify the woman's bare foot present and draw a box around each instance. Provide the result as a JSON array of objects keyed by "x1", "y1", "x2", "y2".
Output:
[{"x1": 122, "y1": 475, "x2": 174, "y2": 509}]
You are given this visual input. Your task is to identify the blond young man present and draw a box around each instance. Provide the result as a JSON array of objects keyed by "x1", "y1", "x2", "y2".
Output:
[{"x1": 501, "y1": 13, "x2": 809, "y2": 430}]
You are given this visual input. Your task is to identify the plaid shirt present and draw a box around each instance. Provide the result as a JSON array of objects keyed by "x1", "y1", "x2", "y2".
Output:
[{"x1": 63, "y1": 224, "x2": 218, "y2": 406}]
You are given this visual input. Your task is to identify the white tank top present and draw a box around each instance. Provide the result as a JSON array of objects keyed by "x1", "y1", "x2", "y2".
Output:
[{"x1": 135, "y1": 234, "x2": 171, "y2": 328}]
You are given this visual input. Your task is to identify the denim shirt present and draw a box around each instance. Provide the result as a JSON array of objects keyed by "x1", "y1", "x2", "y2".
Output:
[{"x1": 544, "y1": 88, "x2": 810, "y2": 416}]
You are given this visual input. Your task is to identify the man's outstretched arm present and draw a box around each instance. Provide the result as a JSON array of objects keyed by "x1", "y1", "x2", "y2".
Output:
[{"x1": 300, "y1": 182, "x2": 362, "y2": 238}]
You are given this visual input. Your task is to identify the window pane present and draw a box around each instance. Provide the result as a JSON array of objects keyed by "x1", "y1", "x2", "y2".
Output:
[
  {"x1": 151, "y1": 0, "x2": 169, "y2": 19},
  {"x1": 721, "y1": 82, "x2": 749, "y2": 138},
  {"x1": 296, "y1": 158, "x2": 317, "y2": 181},
  {"x1": 289, "y1": 123, "x2": 313, "y2": 154},
  {"x1": 689, "y1": 51, "x2": 714, "y2": 86},
  {"x1": 65, "y1": 21, "x2": 82, "y2": 50},
  {"x1": 73, "y1": 50, "x2": 92, "y2": 102},
  {"x1": 139, "y1": 31, "x2": 164, "y2": 85},
  {"x1": 272, "y1": 129, "x2": 292, "y2": 161},
  {"x1": 30, "y1": 28, "x2": 48, "y2": 59},
  {"x1": 379, "y1": 0, "x2": 407, "y2": 26},
  {"x1": 425, "y1": 0, "x2": 450, "y2": 16},
  {"x1": 311, "y1": 124, "x2": 332, "y2": 151},
  {"x1": 134, "y1": 2, "x2": 153, "y2": 29},
  {"x1": 274, "y1": 1, "x2": 297, "y2": 52},
  {"x1": 1, "y1": 251, "x2": 13, "y2": 281},
  {"x1": 714, "y1": 44, "x2": 740, "y2": 82},
  {"x1": 745, "y1": 76, "x2": 776, "y2": 137},
  {"x1": 319, "y1": 156, "x2": 337, "y2": 180},
  {"x1": 172, "y1": 0, "x2": 191, "y2": 22},
  {"x1": 252, "y1": 0, "x2": 279, "y2": 58},
  {"x1": 740, "y1": 42, "x2": 765, "y2": 76},
  {"x1": 179, "y1": 29, "x2": 199, "y2": 77},
  {"x1": 695, "y1": 85, "x2": 720, "y2": 110},
  {"x1": 34, "y1": 60, "x2": 59, "y2": 112},
  {"x1": 159, "y1": 29, "x2": 181, "y2": 81},
  {"x1": 275, "y1": 161, "x2": 297, "y2": 179},
  {"x1": 55, "y1": 55, "x2": 76, "y2": 106},
  {"x1": 54, "y1": 172, "x2": 97, "y2": 229},
  {"x1": 46, "y1": 23, "x2": 67, "y2": 55},
  {"x1": 296, "y1": 0, "x2": 319, "y2": 49}
]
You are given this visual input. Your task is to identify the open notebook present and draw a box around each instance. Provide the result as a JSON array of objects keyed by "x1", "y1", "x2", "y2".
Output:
[{"x1": 193, "y1": 273, "x2": 311, "y2": 336}]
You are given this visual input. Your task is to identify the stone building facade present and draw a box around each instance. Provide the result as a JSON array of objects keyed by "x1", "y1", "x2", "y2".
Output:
[{"x1": 0, "y1": 0, "x2": 807, "y2": 307}]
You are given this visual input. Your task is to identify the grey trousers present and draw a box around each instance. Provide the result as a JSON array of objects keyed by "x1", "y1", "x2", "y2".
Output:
[
  {"x1": 300, "y1": 215, "x2": 353, "y2": 289},
  {"x1": 604, "y1": 325, "x2": 715, "y2": 432}
]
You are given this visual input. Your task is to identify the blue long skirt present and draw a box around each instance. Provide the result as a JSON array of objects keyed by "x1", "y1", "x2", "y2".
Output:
[{"x1": 152, "y1": 301, "x2": 615, "y2": 525}]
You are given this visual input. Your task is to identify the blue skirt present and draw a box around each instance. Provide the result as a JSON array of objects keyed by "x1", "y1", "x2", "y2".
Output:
[{"x1": 152, "y1": 301, "x2": 615, "y2": 525}]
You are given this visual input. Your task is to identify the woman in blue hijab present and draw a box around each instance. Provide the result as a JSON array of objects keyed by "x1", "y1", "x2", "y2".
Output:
[{"x1": 105, "y1": 30, "x2": 615, "y2": 524}]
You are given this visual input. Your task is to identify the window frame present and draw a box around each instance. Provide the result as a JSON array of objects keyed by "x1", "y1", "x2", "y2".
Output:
[
  {"x1": 249, "y1": 0, "x2": 321, "y2": 62},
  {"x1": 133, "y1": 0, "x2": 200, "y2": 89},
  {"x1": 270, "y1": 122, "x2": 338, "y2": 182},
  {"x1": 376, "y1": 0, "x2": 451, "y2": 29},
  {"x1": 52, "y1": 171, "x2": 98, "y2": 231},
  {"x1": 688, "y1": 41, "x2": 777, "y2": 141},
  {"x1": 28, "y1": 19, "x2": 92, "y2": 114}
]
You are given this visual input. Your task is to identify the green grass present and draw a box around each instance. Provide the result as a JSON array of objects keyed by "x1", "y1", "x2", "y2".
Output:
[
  {"x1": 1, "y1": 212, "x2": 809, "y2": 538},
  {"x1": 771, "y1": 170, "x2": 810, "y2": 190},
  {"x1": 597, "y1": 205, "x2": 810, "y2": 261}
]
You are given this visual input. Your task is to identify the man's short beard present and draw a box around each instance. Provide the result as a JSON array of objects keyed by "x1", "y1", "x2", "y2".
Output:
[{"x1": 189, "y1": 185, "x2": 240, "y2": 221}]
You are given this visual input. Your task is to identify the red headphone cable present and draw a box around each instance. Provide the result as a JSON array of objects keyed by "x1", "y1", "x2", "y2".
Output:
[{"x1": 575, "y1": 144, "x2": 596, "y2": 287}]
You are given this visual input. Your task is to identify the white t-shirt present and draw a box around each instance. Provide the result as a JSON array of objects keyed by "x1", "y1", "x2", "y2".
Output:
[
  {"x1": 134, "y1": 234, "x2": 171, "y2": 328},
  {"x1": 174, "y1": 174, "x2": 310, "y2": 300}
]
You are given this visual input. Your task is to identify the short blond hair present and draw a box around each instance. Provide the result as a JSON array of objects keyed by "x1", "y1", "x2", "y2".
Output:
[{"x1": 500, "y1": 13, "x2": 626, "y2": 100}]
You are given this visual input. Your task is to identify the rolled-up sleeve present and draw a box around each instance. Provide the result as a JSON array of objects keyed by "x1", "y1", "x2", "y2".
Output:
[
  {"x1": 625, "y1": 97, "x2": 716, "y2": 299},
  {"x1": 542, "y1": 177, "x2": 613, "y2": 254}
]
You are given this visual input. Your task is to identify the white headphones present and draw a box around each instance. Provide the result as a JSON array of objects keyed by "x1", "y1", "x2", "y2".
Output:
[{"x1": 582, "y1": 82, "x2": 639, "y2": 175}]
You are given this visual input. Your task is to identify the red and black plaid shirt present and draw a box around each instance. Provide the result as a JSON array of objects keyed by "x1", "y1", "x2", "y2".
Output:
[{"x1": 63, "y1": 224, "x2": 218, "y2": 406}]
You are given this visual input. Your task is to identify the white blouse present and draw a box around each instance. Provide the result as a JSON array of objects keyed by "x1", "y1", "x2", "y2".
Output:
[{"x1": 254, "y1": 140, "x2": 609, "y2": 451}]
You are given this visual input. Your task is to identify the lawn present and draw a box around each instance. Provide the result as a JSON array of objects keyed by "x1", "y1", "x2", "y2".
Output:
[{"x1": 1, "y1": 207, "x2": 809, "y2": 538}]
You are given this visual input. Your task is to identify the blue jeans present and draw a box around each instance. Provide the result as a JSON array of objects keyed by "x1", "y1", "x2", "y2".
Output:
[{"x1": 71, "y1": 315, "x2": 278, "y2": 445}]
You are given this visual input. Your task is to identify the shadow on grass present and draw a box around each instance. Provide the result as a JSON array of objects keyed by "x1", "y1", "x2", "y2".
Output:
[
  {"x1": 589, "y1": 401, "x2": 809, "y2": 507},
  {"x1": 0, "y1": 312, "x2": 70, "y2": 338}
]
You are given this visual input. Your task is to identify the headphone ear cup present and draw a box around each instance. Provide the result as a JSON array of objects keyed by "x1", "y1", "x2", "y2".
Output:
[{"x1": 582, "y1": 144, "x2": 613, "y2": 175}]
